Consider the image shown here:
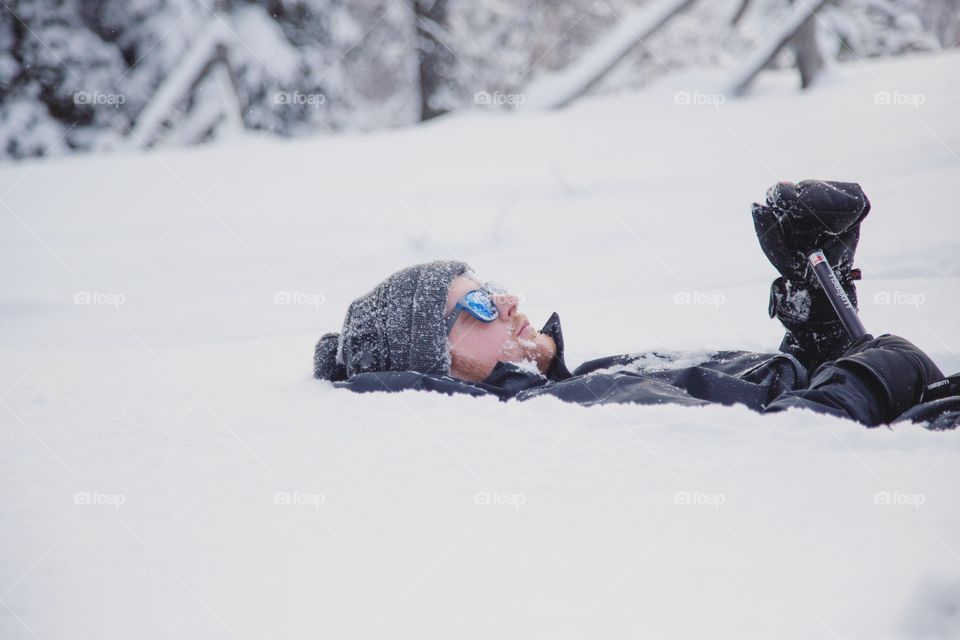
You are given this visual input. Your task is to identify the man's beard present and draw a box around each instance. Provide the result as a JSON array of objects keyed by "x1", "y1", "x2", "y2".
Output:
[{"x1": 511, "y1": 332, "x2": 555, "y2": 375}]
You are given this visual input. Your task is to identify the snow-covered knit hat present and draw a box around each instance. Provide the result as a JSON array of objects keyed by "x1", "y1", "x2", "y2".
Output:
[{"x1": 314, "y1": 260, "x2": 471, "y2": 381}]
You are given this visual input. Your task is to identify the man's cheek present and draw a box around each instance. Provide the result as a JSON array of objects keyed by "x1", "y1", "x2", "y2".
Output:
[
  {"x1": 540, "y1": 334, "x2": 558, "y2": 358},
  {"x1": 499, "y1": 338, "x2": 521, "y2": 361}
]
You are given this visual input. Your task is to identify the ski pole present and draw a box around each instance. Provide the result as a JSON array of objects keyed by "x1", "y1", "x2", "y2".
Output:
[
  {"x1": 806, "y1": 249, "x2": 960, "y2": 404},
  {"x1": 807, "y1": 250, "x2": 867, "y2": 340},
  {"x1": 808, "y1": 250, "x2": 960, "y2": 403}
]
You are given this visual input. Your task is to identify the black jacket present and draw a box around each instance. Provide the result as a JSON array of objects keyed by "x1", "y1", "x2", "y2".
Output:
[{"x1": 334, "y1": 313, "x2": 959, "y2": 429}]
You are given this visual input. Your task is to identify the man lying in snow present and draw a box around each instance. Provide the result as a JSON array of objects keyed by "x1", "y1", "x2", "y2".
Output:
[{"x1": 314, "y1": 180, "x2": 959, "y2": 429}]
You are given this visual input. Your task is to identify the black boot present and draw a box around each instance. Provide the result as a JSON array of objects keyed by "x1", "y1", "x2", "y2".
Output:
[{"x1": 752, "y1": 180, "x2": 870, "y2": 370}]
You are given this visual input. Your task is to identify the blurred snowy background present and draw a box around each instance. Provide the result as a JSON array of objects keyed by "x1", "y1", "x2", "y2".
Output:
[
  {"x1": 1, "y1": 0, "x2": 958, "y2": 160},
  {"x1": 2, "y1": 1, "x2": 960, "y2": 639}
]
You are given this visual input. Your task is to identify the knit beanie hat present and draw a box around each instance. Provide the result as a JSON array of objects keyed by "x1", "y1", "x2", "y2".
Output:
[{"x1": 314, "y1": 260, "x2": 471, "y2": 381}]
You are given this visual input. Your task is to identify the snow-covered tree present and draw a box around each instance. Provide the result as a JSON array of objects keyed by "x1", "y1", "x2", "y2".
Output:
[{"x1": 0, "y1": 0, "x2": 955, "y2": 160}]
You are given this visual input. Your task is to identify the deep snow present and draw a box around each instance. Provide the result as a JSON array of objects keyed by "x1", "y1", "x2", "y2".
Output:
[{"x1": 1, "y1": 51, "x2": 959, "y2": 639}]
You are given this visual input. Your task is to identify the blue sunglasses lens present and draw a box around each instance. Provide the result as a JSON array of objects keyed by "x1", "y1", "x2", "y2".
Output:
[{"x1": 463, "y1": 290, "x2": 498, "y2": 321}]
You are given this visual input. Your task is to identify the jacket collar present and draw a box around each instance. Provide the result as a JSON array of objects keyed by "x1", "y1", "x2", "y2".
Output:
[{"x1": 538, "y1": 312, "x2": 573, "y2": 381}]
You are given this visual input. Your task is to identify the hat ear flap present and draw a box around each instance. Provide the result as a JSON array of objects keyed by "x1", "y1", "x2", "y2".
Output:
[{"x1": 314, "y1": 332, "x2": 347, "y2": 381}]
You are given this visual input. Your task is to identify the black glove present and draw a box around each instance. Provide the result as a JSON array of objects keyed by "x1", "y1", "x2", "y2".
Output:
[
  {"x1": 752, "y1": 180, "x2": 869, "y2": 285},
  {"x1": 751, "y1": 180, "x2": 870, "y2": 370}
]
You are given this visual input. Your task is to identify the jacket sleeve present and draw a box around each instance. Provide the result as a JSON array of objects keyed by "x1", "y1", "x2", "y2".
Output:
[{"x1": 764, "y1": 334, "x2": 944, "y2": 426}]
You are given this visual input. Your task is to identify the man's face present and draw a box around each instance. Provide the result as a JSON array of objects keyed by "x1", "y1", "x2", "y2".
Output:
[{"x1": 445, "y1": 275, "x2": 557, "y2": 382}]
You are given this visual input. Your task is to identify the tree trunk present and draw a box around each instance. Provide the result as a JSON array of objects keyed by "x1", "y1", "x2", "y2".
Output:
[
  {"x1": 730, "y1": 0, "x2": 750, "y2": 26},
  {"x1": 524, "y1": 0, "x2": 697, "y2": 110},
  {"x1": 790, "y1": 0, "x2": 824, "y2": 89},
  {"x1": 413, "y1": 0, "x2": 452, "y2": 121},
  {"x1": 727, "y1": 0, "x2": 826, "y2": 96},
  {"x1": 920, "y1": 0, "x2": 960, "y2": 48}
]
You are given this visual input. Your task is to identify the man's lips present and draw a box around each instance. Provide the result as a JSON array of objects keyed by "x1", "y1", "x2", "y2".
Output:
[{"x1": 517, "y1": 319, "x2": 531, "y2": 337}]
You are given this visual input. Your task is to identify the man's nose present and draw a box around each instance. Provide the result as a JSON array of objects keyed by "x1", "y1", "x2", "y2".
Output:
[{"x1": 497, "y1": 293, "x2": 519, "y2": 319}]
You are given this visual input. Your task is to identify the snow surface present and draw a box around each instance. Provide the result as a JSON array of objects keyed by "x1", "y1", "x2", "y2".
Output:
[{"x1": 2, "y1": 51, "x2": 960, "y2": 639}]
